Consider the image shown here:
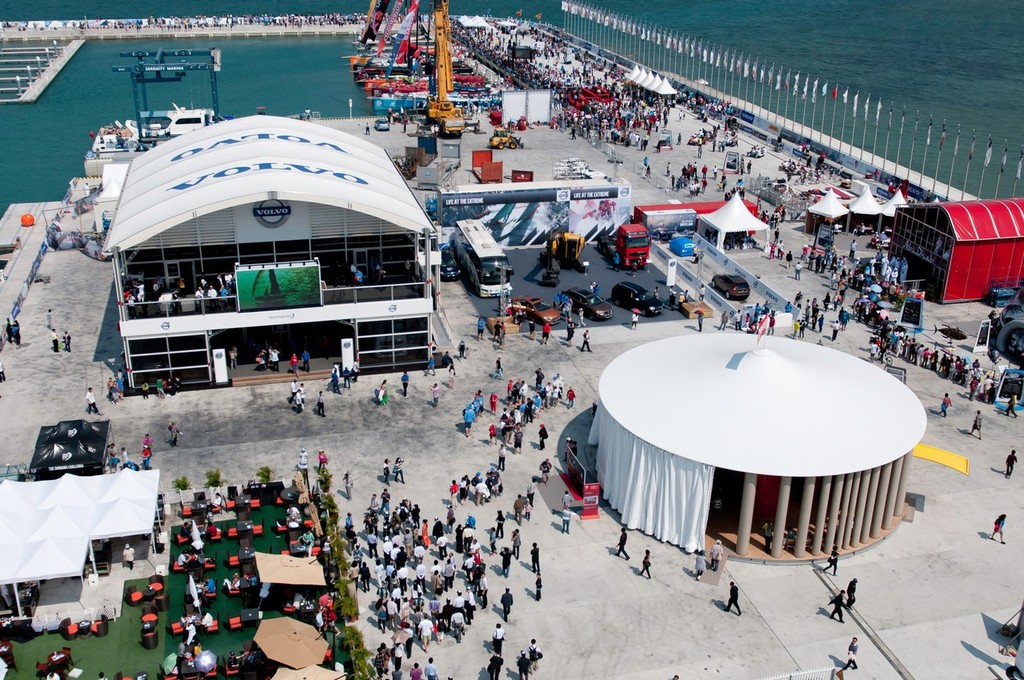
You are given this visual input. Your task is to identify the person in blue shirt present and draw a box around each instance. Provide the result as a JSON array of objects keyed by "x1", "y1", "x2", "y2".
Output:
[
  {"x1": 464, "y1": 406, "x2": 476, "y2": 437},
  {"x1": 477, "y1": 317, "x2": 486, "y2": 340},
  {"x1": 300, "y1": 349, "x2": 310, "y2": 372},
  {"x1": 401, "y1": 371, "x2": 410, "y2": 397}
]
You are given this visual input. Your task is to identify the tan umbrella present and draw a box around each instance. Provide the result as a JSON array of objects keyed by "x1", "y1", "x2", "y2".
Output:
[
  {"x1": 255, "y1": 552, "x2": 327, "y2": 587},
  {"x1": 273, "y1": 666, "x2": 346, "y2": 680},
  {"x1": 254, "y1": 617, "x2": 329, "y2": 669}
]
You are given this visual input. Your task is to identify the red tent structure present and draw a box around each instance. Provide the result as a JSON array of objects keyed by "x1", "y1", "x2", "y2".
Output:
[{"x1": 889, "y1": 198, "x2": 1024, "y2": 303}]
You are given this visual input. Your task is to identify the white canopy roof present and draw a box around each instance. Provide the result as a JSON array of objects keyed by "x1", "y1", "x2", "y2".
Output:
[
  {"x1": 456, "y1": 15, "x2": 489, "y2": 28},
  {"x1": 636, "y1": 70, "x2": 656, "y2": 89},
  {"x1": 881, "y1": 189, "x2": 909, "y2": 217},
  {"x1": 105, "y1": 115, "x2": 432, "y2": 252},
  {"x1": 654, "y1": 77, "x2": 678, "y2": 96},
  {"x1": 808, "y1": 188, "x2": 850, "y2": 218},
  {"x1": 699, "y1": 192, "x2": 768, "y2": 234},
  {"x1": 0, "y1": 470, "x2": 160, "y2": 584},
  {"x1": 597, "y1": 335, "x2": 926, "y2": 478},
  {"x1": 625, "y1": 65, "x2": 641, "y2": 83},
  {"x1": 847, "y1": 189, "x2": 884, "y2": 216}
]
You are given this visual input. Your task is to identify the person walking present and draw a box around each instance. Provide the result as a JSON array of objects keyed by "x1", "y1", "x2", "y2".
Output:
[
  {"x1": 530, "y1": 543, "x2": 540, "y2": 573},
  {"x1": 640, "y1": 550, "x2": 651, "y2": 579},
  {"x1": 829, "y1": 590, "x2": 846, "y2": 622},
  {"x1": 839, "y1": 637, "x2": 859, "y2": 671},
  {"x1": 710, "y1": 539, "x2": 724, "y2": 571},
  {"x1": 560, "y1": 507, "x2": 572, "y2": 534},
  {"x1": 940, "y1": 393, "x2": 951, "y2": 417},
  {"x1": 846, "y1": 578, "x2": 858, "y2": 608},
  {"x1": 491, "y1": 623, "x2": 505, "y2": 655},
  {"x1": 85, "y1": 387, "x2": 100, "y2": 415},
  {"x1": 630, "y1": 311, "x2": 638, "y2": 331},
  {"x1": 123, "y1": 543, "x2": 135, "y2": 570},
  {"x1": 486, "y1": 653, "x2": 503, "y2": 680},
  {"x1": 696, "y1": 309, "x2": 704, "y2": 332},
  {"x1": 992, "y1": 514, "x2": 1006, "y2": 543},
  {"x1": 316, "y1": 391, "x2": 326, "y2": 417},
  {"x1": 580, "y1": 329, "x2": 592, "y2": 352},
  {"x1": 168, "y1": 421, "x2": 181, "y2": 447},
  {"x1": 1007, "y1": 392, "x2": 1019, "y2": 418},
  {"x1": 693, "y1": 551, "x2": 706, "y2": 580},
  {"x1": 1007, "y1": 450, "x2": 1018, "y2": 478},
  {"x1": 401, "y1": 371, "x2": 409, "y2": 397},
  {"x1": 500, "y1": 588, "x2": 514, "y2": 622},
  {"x1": 515, "y1": 651, "x2": 531, "y2": 680},
  {"x1": 615, "y1": 528, "x2": 631, "y2": 560},
  {"x1": 724, "y1": 581, "x2": 741, "y2": 615},
  {"x1": 535, "y1": 573, "x2": 542, "y2": 601},
  {"x1": 970, "y1": 409, "x2": 983, "y2": 438},
  {"x1": 825, "y1": 547, "x2": 840, "y2": 575}
]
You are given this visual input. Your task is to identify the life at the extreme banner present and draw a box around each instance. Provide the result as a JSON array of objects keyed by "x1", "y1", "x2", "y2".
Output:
[{"x1": 437, "y1": 179, "x2": 632, "y2": 247}]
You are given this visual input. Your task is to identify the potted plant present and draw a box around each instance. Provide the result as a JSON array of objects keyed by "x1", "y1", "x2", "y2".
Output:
[
  {"x1": 318, "y1": 467, "x2": 333, "y2": 493},
  {"x1": 256, "y1": 466, "x2": 273, "y2": 483},
  {"x1": 205, "y1": 469, "x2": 223, "y2": 489},
  {"x1": 172, "y1": 476, "x2": 191, "y2": 491}
]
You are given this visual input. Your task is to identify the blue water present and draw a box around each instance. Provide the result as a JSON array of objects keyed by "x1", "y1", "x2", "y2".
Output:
[{"x1": 1, "y1": 0, "x2": 1021, "y2": 213}]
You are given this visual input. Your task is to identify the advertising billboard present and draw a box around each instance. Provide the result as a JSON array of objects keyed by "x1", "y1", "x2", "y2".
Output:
[
  {"x1": 437, "y1": 181, "x2": 632, "y2": 246},
  {"x1": 235, "y1": 261, "x2": 322, "y2": 312}
]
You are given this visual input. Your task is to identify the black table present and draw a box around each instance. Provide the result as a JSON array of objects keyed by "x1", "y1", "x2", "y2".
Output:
[
  {"x1": 239, "y1": 608, "x2": 260, "y2": 626},
  {"x1": 279, "y1": 487, "x2": 300, "y2": 503},
  {"x1": 236, "y1": 520, "x2": 253, "y2": 536},
  {"x1": 240, "y1": 546, "x2": 255, "y2": 563}
]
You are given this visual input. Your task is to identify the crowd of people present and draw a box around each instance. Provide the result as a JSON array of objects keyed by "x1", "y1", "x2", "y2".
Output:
[{"x1": 5, "y1": 13, "x2": 362, "y2": 31}]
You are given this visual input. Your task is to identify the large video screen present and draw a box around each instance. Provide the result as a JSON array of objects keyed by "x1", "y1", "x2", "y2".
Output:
[{"x1": 235, "y1": 261, "x2": 322, "y2": 312}]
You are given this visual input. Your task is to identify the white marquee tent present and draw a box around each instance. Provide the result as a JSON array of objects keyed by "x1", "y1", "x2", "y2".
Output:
[
  {"x1": 808, "y1": 189, "x2": 850, "y2": 219},
  {"x1": 654, "y1": 77, "x2": 678, "y2": 96},
  {"x1": 589, "y1": 335, "x2": 926, "y2": 551},
  {"x1": 696, "y1": 192, "x2": 768, "y2": 250},
  {"x1": 881, "y1": 189, "x2": 909, "y2": 217},
  {"x1": 0, "y1": 470, "x2": 161, "y2": 612},
  {"x1": 847, "y1": 189, "x2": 883, "y2": 216}
]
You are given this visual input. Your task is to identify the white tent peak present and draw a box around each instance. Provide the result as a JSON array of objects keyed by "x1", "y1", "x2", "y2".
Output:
[
  {"x1": 847, "y1": 189, "x2": 883, "y2": 216},
  {"x1": 808, "y1": 189, "x2": 850, "y2": 218},
  {"x1": 881, "y1": 189, "x2": 909, "y2": 217}
]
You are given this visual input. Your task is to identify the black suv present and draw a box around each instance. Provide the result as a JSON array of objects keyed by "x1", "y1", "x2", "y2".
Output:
[
  {"x1": 610, "y1": 282, "x2": 663, "y2": 316},
  {"x1": 712, "y1": 274, "x2": 751, "y2": 300},
  {"x1": 564, "y1": 288, "x2": 614, "y2": 321}
]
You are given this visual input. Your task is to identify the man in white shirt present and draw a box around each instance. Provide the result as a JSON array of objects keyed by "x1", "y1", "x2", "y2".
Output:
[{"x1": 491, "y1": 623, "x2": 505, "y2": 655}]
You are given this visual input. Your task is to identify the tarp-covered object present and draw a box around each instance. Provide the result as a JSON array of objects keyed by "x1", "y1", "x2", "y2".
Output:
[
  {"x1": 255, "y1": 552, "x2": 327, "y2": 587},
  {"x1": 31, "y1": 420, "x2": 110, "y2": 479},
  {"x1": 807, "y1": 189, "x2": 850, "y2": 219}
]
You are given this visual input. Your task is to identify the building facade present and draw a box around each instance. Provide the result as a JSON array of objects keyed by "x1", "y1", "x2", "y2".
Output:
[{"x1": 103, "y1": 116, "x2": 438, "y2": 388}]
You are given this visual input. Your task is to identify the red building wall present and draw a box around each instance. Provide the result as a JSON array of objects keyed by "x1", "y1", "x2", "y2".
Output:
[{"x1": 943, "y1": 238, "x2": 1024, "y2": 302}]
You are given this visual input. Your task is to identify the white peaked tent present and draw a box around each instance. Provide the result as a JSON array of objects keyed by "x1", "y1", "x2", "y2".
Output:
[
  {"x1": 0, "y1": 469, "x2": 161, "y2": 614},
  {"x1": 808, "y1": 189, "x2": 850, "y2": 219},
  {"x1": 625, "y1": 65, "x2": 641, "y2": 83},
  {"x1": 847, "y1": 189, "x2": 883, "y2": 216},
  {"x1": 697, "y1": 193, "x2": 768, "y2": 250},
  {"x1": 637, "y1": 70, "x2": 657, "y2": 90},
  {"x1": 655, "y1": 77, "x2": 678, "y2": 96},
  {"x1": 881, "y1": 189, "x2": 909, "y2": 217}
]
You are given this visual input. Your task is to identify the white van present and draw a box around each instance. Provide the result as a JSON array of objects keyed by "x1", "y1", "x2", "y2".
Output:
[{"x1": 724, "y1": 151, "x2": 741, "y2": 174}]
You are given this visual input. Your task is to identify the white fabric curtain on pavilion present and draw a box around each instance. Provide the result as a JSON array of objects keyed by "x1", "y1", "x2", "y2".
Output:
[{"x1": 592, "y1": 404, "x2": 713, "y2": 552}]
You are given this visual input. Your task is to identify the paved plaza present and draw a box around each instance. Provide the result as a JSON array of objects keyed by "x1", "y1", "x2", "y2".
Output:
[{"x1": 0, "y1": 118, "x2": 1021, "y2": 680}]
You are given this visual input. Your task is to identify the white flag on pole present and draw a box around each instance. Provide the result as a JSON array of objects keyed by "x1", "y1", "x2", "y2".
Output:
[
  {"x1": 984, "y1": 136, "x2": 993, "y2": 167},
  {"x1": 842, "y1": 88, "x2": 848, "y2": 105}
]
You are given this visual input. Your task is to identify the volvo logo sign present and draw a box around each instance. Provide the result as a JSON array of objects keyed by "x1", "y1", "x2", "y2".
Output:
[{"x1": 253, "y1": 199, "x2": 292, "y2": 227}]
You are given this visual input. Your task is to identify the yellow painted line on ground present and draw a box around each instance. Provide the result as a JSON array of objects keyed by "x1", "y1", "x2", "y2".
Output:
[{"x1": 914, "y1": 443, "x2": 970, "y2": 475}]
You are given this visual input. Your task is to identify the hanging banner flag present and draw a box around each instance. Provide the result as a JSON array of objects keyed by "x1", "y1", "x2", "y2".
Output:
[
  {"x1": 792, "y1": 72, "x2": 799, "y2": 96},
  {"x1": 939, "y1": 121, "x2": 946, "y2": 150},
  {"x1": 1000, "y1": 145, "x2": 1008, "y2": 173},
  {"x1": 1017, "y1": 147, "x2": 1023, "y2": 181},
  {"x1": 802, "y1": 77, "x2": 808, "y2": 100},
  {"x1": 863, "y1": 94, "x2": 869, "y2": 121},
  {"x1": 388, "y1": 0, "x2": 420, "y2": 74},
  {"x1": 812, "y1": 78, "x2": 819, "y2": 103},
  {"x1": 376, "y1": 0, "x2": 406, "y2": 57},
  {"x1": 876, "y1": 99, "x2": 881, "y2": 123},
  {"x1": 925, "y1": 116, "x2": 932, "y2": 146},
  {"x1": 984, "y1": 136, "x2": 993, "y2": 167},
  {"x1": 360, "y1": 0, "x2": 394, "y2": 43}
]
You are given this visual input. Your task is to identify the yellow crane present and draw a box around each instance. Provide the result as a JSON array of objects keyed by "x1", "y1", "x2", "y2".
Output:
[{"x1": 426, "y1": 0, "x2": 464, "y2": 137}]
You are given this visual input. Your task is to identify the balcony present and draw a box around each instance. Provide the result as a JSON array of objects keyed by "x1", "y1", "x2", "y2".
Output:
[{"x1": 121, "y1": 281, "x2": 428, "y2": 322}]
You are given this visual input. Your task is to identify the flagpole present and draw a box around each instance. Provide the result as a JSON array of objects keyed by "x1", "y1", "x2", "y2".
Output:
[
  {"x1": 859, "y1": 96, "x2": 870, "y2": 162},
  {"x1": 995, "y1": 141, "x2": 1008, "y2": 198},
  {"x1": 829, "y1": 89, "x2": 839, "y2": 153},
  {"x1": 946, "y1": 125, "x2": 960, "y2": 198},
  {"x1": 849, "y1": 92, "x2": 859, "y2": 159},
  {"x1": 1013, "y1": 146, "x2": 1023, "y2": 198},
  {"x1": 962, "y1": 132, "x2": 976, "y2": 201},
  {"x1": 907, "y1": 111, "x2": 920, "y2": 186},
  {"x1": 932, "y1": 120, "x2": 946, "y2": 195},
  {"x1": 802, "y1": 81, "x2": 809, "y2": 140},
  {"x1": 920, "y1": 117, "x2": 932, "y2": 191},
  {"x1": 978, "y1": 136, "x2": 992, "y2": 198},
  {"x1": 811, "y1": 81, "x2": 819, "y2": 146},
  {"x1": 894, "y1": 108, "x2": 906, "y2": 180},
  {"x1": 783, "y1": 74, "x2": 791, "y2": 131},
  {"x1": 873, "y1": 103, "x2": 884, "y2": 172},
  {"x1": 820, "y1": 84, "x2": 829, "y2": 146}
]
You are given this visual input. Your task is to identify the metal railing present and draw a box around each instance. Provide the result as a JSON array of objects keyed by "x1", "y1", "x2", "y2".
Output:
[
  {"x1": 758, "y1": 668, "x2": 835, "y2": 680},
  {"x1": 122, "y1": 281, "x2": 427, "y2": 320}
]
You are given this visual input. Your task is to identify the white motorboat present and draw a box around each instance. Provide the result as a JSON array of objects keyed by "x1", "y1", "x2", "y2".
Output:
[{"x1": 85, "y1": 103, "x2": 217, "y2": 176}]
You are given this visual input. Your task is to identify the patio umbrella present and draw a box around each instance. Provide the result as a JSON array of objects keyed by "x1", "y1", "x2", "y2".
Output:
[
  {"x1": 876, "y1": 301, "x2": 892, "y2": 309},
  {"x1": 273, "y1": 666, "x2": 346, "y2": 680},
  {"x1": 878, "y1": 310, "x2": 889, "y2": 319},
  {"x1": 391, "y1": 629, "x2": 412, "y2": 644},
  {"x1": 194, "y1": 651, "x2": 217, "y2": 673},
  {"x1": 254, "y1": 617, "x2": 329, "y2": 669},
  {"x1": 869, "y1": 284, "x2": 883, "y2": 293},
  {"x1": 188, "y1": 574, "x2": 202, "y2": 610}
]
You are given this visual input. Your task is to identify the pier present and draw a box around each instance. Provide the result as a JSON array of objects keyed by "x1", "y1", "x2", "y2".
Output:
[
  {"x1": 1, "y1": 24, "x2": 359, "y2": 43},
  {"x1": 0, "y1": 40, "x2": 83, "y2": 103}
]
